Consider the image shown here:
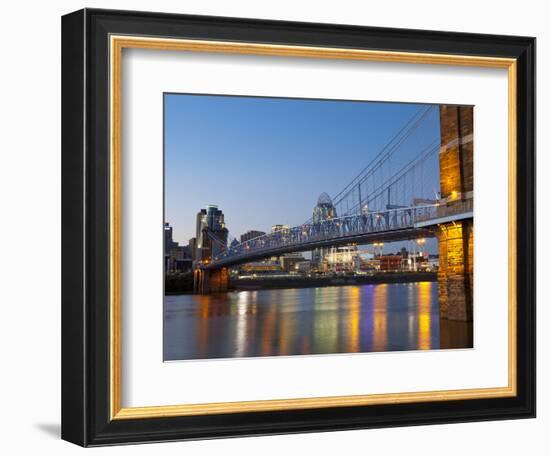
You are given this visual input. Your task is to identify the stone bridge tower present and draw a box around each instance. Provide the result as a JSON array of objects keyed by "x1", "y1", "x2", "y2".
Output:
[{"x1": 437, "y1": 105, "x2": 474, "y2": 322}]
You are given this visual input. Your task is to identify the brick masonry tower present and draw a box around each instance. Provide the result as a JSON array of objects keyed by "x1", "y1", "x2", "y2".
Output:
[
  {"x1": 437, "y1": 106, "x2": 474, "y2": 321},
  {"x1": 194, "y1": 267, "x2": 229, "y2": 294}
]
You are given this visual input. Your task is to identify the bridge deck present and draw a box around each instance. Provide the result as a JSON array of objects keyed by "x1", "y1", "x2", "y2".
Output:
[
  {"x1": 203, "y1": 202, "x2": 472, "y2": 270},
  {"x1": 206, "y1": 227, "x2": 434, "y2": 269}
]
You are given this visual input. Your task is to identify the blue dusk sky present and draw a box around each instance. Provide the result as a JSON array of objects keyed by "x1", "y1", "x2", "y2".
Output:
[{"x1": 164, "y1": 94, "x2": 440, "y2": 254}]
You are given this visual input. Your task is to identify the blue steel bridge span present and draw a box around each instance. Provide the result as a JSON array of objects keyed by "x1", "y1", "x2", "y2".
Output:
[{"x1": 204, "y1": 201, "x2": 472, "y2": 269}]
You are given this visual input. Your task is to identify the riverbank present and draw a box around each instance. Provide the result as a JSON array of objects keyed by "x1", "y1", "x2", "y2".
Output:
[
  {"x1": 231, "y1": 271, "x2": 436, "y2": 291},
  {"x1": 165, "y1": 271, "x2": 437, "y2": 295}
]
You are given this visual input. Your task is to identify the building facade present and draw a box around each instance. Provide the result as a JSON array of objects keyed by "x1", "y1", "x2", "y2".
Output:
[
  {"x1": 279, "y1": 253, "x2": 306, "y2": 272},
  {"x1": 323, "y1": 245, "x2": 358, "y2": 272},
  {"x1": 164, "y1": 222, "x2": 192, "y2": 273},
  {"x1": 240, "y1": 230, "x2": 266, "y2": 243}
]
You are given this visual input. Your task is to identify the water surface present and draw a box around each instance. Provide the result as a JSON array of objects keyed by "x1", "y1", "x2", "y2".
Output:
[{"x1": 164, "y1": 282, "x2": 460, "y2": 361}]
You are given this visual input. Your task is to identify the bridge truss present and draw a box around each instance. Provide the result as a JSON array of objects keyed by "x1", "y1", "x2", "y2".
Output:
[{"x1": 210, "y1": 206, "x2": 439, "y2": 268}]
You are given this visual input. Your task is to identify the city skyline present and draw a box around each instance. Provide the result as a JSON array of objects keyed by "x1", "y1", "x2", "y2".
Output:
[{"x1": 164, "y1": 93, "x2": 440, "y2": 253}]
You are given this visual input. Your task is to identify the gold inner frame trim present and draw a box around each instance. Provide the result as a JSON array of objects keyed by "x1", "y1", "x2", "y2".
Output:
[{"x1": 109, "y1": 35, "x2": 517, "y2": 421}]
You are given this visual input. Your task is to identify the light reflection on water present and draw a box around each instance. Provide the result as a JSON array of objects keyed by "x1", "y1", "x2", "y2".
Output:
[{"x1": 164, "y1": 282, "x2": 447, "y2": 361}]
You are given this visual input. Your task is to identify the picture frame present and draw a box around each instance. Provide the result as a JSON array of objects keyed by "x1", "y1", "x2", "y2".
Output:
[{"x1": 61, "y1": 8, "x2": 535, "y2": 447}]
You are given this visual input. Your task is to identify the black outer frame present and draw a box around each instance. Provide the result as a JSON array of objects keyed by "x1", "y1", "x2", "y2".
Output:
[{"x1": 61, "y1": 8, "x2": 536, "y2": 447}]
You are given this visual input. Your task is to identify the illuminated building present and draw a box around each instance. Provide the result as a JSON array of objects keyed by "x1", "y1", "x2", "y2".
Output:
[
  {"x1": 294, "y1": 260, "x2": 312, "y2": 274},
  {"x1": 378, "y1": 254, "x2": 403, "y2": 271},
  {"x1": 323, "y1": 245, "x2": 358, "y2": 272},
  {"x1": 240, "y1": 262, "x2": 283, "y2": 275},
  {"x1": 279, "y1": 253, "x2": 305, "y2": 272}
]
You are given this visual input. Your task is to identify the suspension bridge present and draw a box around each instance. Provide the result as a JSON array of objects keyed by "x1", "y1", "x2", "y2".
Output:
[{"x1": 193, "y1": 105, "x2": 474, "y2": 322}]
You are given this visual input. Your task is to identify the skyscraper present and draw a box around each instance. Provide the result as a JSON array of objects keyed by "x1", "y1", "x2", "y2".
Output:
[
  {"x1": 164, "y1": 222, "x2": 192, "y2": 272},
  {"x1": 164, "y1": 222, "x2": 177, "y2": 255},
  {"x1": 312, "y1": 193, "x2": 337, "y2": 269},
  {"x1": 194, "y1": 205, "x2": 228, "y2": 262}
]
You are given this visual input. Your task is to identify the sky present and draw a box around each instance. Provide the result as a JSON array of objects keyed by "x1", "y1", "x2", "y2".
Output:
[{"x1": 164, "y1": 94, "x2": 440, "y2": 254}]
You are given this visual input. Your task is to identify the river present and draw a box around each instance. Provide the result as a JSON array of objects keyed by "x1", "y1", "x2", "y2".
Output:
[{"x1": 164, "y1": 282, "x2": 472, "y2": 361}]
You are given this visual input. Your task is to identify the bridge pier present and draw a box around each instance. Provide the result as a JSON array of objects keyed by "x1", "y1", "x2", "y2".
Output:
[
  {"x1": 437, "y1": 221, "x2": 473, "y2": 321},
  {"x1": 436, "y1": 105, "x2": 474, "y2": 322},
  {"x1": 194, "y1": 267, "x2": 229, "y2": 294}
]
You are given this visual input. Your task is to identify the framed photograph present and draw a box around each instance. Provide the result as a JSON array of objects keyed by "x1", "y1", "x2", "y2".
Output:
[{"x1": 61, "y1": 8, "x2": 535, "y2": 446}]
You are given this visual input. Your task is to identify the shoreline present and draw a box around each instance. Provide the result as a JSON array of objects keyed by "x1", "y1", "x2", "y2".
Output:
[
  {"x1": 232, "y1": 271, "x2": 436, "y2": 291},
  {"x1": 165, "y1": 271, "x2": 436, "y2": 295}
]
